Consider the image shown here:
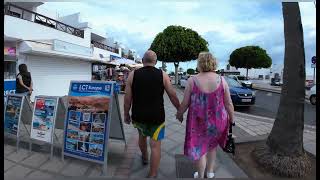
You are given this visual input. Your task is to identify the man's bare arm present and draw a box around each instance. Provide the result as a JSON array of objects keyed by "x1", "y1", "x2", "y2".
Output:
[{"x1": 163, "y1": 72, "x2": 180, "y2": 110}]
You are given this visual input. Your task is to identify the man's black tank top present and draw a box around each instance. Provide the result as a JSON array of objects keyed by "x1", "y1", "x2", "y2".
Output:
[{"x1": 131, "y1": 66, "x2": 165, "y2": 125}]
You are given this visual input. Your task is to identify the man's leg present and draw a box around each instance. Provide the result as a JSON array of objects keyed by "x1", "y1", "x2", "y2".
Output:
[
  {"x1": 138, "y1": 133, "x2": 148, "y2": 161},
  {"x1": 148, "y1": 138, "x2": 161, "y2": 177}
]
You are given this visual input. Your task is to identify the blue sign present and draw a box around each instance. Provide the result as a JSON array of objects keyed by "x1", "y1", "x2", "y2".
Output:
[
  {"x1": 4, "y1": 95, "x2": 23, "y2": 135},
  {"x1": 69, "y1": 82, "x2": 112, "y2": 97},
  {"x1": 114, "y1": 83, "x2": 120, "y2": 94},
  {"x1": 110, "y1": 55, "x2": 121, "y2": 61},
  {"x1": 4, "y1": 80, "x2": 16, "y2": 96},
  {"x1": 53, "y1": 40, "x2": 93, "y2": 57},
  {"x1": 64, "y1": 81, "x2": 114, "y2": 163},
  {"x1": 311, "y1": 56, "x2": 316, "y2": 64}
]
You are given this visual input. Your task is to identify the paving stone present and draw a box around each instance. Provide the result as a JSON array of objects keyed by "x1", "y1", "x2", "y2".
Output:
[
  {"x1": 129, "y1": 165, "x2": 149, "y2": 178},
  {"x1": 88, "y1": 165, "x2": 115, "y2": 177},
  {"x1": 26, "y1": 170, "x2": 54, "y2": 178},
  {"x1": 4, "y1": 144, "x2": 16, "y2": 156},
  {"x1": 4, "y1": 165, "x2": 33, "y2": 178},
  {"x1": 170, "y1": 144, "x2": 184, "y2": 155},
  {"x1": 215, "y1": 166, "x2": 235, "y2": 178},
  {"x1": 21, "y1": 152, "x2": 49, "y2": 168},
  {"x1": 130, "y1": 154, "x2": 146, "y2": 172},
  {"x1": 60, "y1": 159, "x2": 91, "y2": 176},
  {"x1": 242, "y1": 128, "x2": 258, "y2": 136},
  {"x1": 4, "y1": 160, "x2": 16, "y2": 172},
  {"x1": 39, "y1": 157, "x2": 70, "y2": 173},
  {"x1": 168, "y1": 132, "x2": 185, "y2": 143},
  {"x1": 158, "y1": 154, "x2": 176, "y2": 177},
  {"x1": 162, "y1": 139, "x2": 180, "y2": 153},
  {"x1": 6, "y1": 148, "x2": 32, "y2": 163},
  {"x1": 304, "y1": 143, "x2": 316, "y2": 156}
]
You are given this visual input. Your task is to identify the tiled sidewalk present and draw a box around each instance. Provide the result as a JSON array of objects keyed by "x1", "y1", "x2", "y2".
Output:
[
  {"x1": 234, "y1": 112, "x2": 316, "y2": 156},
  {"x1": 4, "y1": 88, "x2": 316, "y2": 178}
]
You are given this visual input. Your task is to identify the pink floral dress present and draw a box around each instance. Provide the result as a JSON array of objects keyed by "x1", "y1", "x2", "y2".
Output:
[{"x1": 184, "y1": 76, "x2": 229, "y2": 161}]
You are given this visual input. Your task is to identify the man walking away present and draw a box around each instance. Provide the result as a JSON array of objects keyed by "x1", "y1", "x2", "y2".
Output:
[{"x1": 124, "y1": 50, "x2": 180, "y2": 178}]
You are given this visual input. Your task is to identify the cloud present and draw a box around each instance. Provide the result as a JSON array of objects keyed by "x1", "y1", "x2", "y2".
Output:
[{"x1": 38, "y1": 1, "x2": 316, "y2": 75}]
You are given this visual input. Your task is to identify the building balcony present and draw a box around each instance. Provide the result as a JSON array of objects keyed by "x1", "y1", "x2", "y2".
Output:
[
  {"x1": 4, "y1": 3, "x2": 84, "y2": 38},
  {"x1": 91, "y1": 40, "x2": 119, "y2": 54}
]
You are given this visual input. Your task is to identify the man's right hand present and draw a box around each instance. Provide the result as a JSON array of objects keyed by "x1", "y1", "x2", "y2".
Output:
[{"x1": 124, "y1": 113, "x2": 132, "y2": 124}]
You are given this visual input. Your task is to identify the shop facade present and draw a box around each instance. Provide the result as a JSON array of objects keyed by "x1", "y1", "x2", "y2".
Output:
[{"x1": 4, "y1": 42, "x2": 18, "y2": 96}]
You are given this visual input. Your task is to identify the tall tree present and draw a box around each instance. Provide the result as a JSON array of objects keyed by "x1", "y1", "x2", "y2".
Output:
[
  {"x1": 187, "y1": 68, "x2": 195, "y2": 75},
  {"x1": 229, "y1": 46, "x2": 272, "y2": 78},
  {"x1": 150, "y1": 25, "x2": 208, "y2": 84},
  {"x1": 252, "y1": 2, "x2": 311, "y2": 177}
]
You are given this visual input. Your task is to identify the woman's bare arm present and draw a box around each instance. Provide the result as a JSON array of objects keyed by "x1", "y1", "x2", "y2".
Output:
[
  {"x1": 176, "y1": 78, "x2": 193, "y2": 122},
  {"x1": 222, "y1": 77, "x2": 234, "y2": 123}
]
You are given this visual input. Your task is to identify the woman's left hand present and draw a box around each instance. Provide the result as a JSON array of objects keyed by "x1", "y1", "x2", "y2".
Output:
[{"x1": 176, "y1": 112, "x2": 183, "y2": 123}]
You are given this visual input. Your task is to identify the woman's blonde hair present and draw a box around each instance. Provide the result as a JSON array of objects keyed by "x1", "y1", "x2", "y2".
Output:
[{"x1": 197, "y1": 52, "x2": 217, "y2": 72}]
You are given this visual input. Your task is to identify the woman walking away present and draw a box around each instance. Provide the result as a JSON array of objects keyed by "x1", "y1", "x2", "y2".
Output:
[
  {"x1": 16, "y1": 64, "x2": 33, "y2": 101},
  {"x1": 176, "y1": 52, "x2": 234, "y2": 178}
]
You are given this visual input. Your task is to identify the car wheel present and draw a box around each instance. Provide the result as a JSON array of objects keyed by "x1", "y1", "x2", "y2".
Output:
[{"x1": 310, "y1": 95, "x2": 316, "y2": 105}]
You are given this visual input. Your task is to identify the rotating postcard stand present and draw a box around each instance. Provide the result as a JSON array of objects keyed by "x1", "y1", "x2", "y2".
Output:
[
  {"x1": 29, "y1": 96, "x2": 60, "y2": 159},
  {"x1": 62, "y1": 81, "x2": 123, "y2": 176},
  {"x1": 4, "y1": 94, "x2": 31, "y2": 152}
]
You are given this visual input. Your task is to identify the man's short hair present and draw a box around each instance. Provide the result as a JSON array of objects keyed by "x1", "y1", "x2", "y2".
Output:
[{"x1": 142, "y1": 50, "x2": 157, "y2": 63}]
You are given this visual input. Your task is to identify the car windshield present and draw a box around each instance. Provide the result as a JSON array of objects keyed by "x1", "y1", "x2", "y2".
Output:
[
  {"x1": 225, "y1": 77, "x2": 243, "y2": 87},
  {"x1": 237, "y1": 76, "x2": 247, "y2": 80}
]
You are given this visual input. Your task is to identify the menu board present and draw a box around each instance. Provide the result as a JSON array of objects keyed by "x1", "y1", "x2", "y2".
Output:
[
  {"x1": 4, "y1": 95, "x2": 23, "y2": 135},
  {"x1": 30, "y1": 97, "x2": 58, "y2": 143},
  {"x1": 63, "y1": 82, "x2": 112, "y2": 163}
]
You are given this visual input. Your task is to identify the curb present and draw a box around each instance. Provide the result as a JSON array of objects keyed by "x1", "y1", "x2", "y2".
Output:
[
  {"x1": 234, "y1": 111, "x2": 316, "y2": 130},
  {"x1": 252, "y1": 85, "x2": 311, "y2": 100},
  {"x1": 252, "y1": 85, "x2": 281, "y2": 94}
]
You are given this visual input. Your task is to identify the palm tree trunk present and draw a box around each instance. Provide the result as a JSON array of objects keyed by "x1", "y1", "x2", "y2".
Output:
[{"x1": 252, "y1": 2, "x2": 311, "y2": 177}]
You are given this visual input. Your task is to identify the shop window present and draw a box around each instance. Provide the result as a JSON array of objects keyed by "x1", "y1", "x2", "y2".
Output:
[{"x1": 4, "y1": 61, "x2": 16, "y2": 79}]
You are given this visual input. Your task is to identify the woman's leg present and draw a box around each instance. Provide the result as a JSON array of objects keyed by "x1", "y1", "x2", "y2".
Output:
[
  {"x1": 206, "y1": 148, "x2": 217, "y2": 173},
  {"x1": 195, "y1": 153, "x2": 207, "y2": 178}
]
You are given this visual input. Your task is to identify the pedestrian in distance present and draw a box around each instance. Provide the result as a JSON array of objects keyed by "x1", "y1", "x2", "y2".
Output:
[
  {"x1": 16, "y1": 63, "x2": 33, "y2": 101},
  {"x1": 176, "y1": 52, "x2": 234, "y2": 178},
  {"x1": 124, "y1": 50, "x2": 180, "y2": 178}
]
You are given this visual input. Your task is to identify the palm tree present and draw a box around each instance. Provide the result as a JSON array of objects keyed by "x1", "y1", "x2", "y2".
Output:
[{"x1": 252, "y1": 2, "x2": 311, "y2": 177}]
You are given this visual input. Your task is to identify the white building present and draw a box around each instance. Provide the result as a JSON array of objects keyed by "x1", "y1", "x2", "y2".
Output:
[{"x1": 4, "y1": 1, "x2": 133, "y2": 100}]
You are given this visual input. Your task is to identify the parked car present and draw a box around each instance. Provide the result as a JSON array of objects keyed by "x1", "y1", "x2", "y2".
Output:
[
  {"x1": 224, "y1": 76, "x2": 256, "y2": 106},
  {"x1": 229, "y1": 75, "x2": 253, "y2": 88},
  {"x1": 307, "y1": 85, "x2": 316, "y2": 105},
  {"x1": 271, "y1": 78, "x2": 283, "y2": 86},
  {"x1": 305, "y1": 80, "x2": 314, "y2": 90}
]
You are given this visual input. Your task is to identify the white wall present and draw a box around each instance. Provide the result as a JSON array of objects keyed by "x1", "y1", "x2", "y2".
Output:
[
  {"x1": 19, "y1": 54, "x2": 91, "y2": 100},
  {"x1": 4, "y1": 15, "x2": 91, "y2": 48},
  {"x1": 93, "y1": 47, "x2": 121, "y2": 61},
  {"x1": 58, "y1": 13, "x2": 90, "y2": 29},
  {"x1": 237, "y1": 68, "x2": 272, "y2": 79}
]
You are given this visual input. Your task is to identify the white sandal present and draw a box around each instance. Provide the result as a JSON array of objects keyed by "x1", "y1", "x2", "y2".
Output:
[
  {"x1": 207, "y1": 172, "x2": 215, "y2": 178},
  {"x1": 193, "y1": 172, "x2": 199, "y2": 178}
]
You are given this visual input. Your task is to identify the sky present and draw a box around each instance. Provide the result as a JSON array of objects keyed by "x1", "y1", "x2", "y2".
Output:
[{"x1": 38, "y1": 0, "x2": 316, "y2": 75}]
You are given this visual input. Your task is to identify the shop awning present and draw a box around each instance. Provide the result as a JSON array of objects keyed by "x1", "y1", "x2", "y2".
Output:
[
  {"x1": 110, "y1": 58, "x2": 136, "y2": 65},
  {"x1": 18, "y1": 40, "x2": 107, "y2": 63},
  {"x1": 128, "y1": 63, "x2": 143, "y2": 68}
]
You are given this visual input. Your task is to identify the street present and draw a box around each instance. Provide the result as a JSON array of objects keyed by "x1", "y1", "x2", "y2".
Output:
[
  {"x1": 234, "y1": 90, "x2": 316, "y2": 126},
  {"x1": 176, "y1": 86, "x2": 316, "y2": 126}
]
